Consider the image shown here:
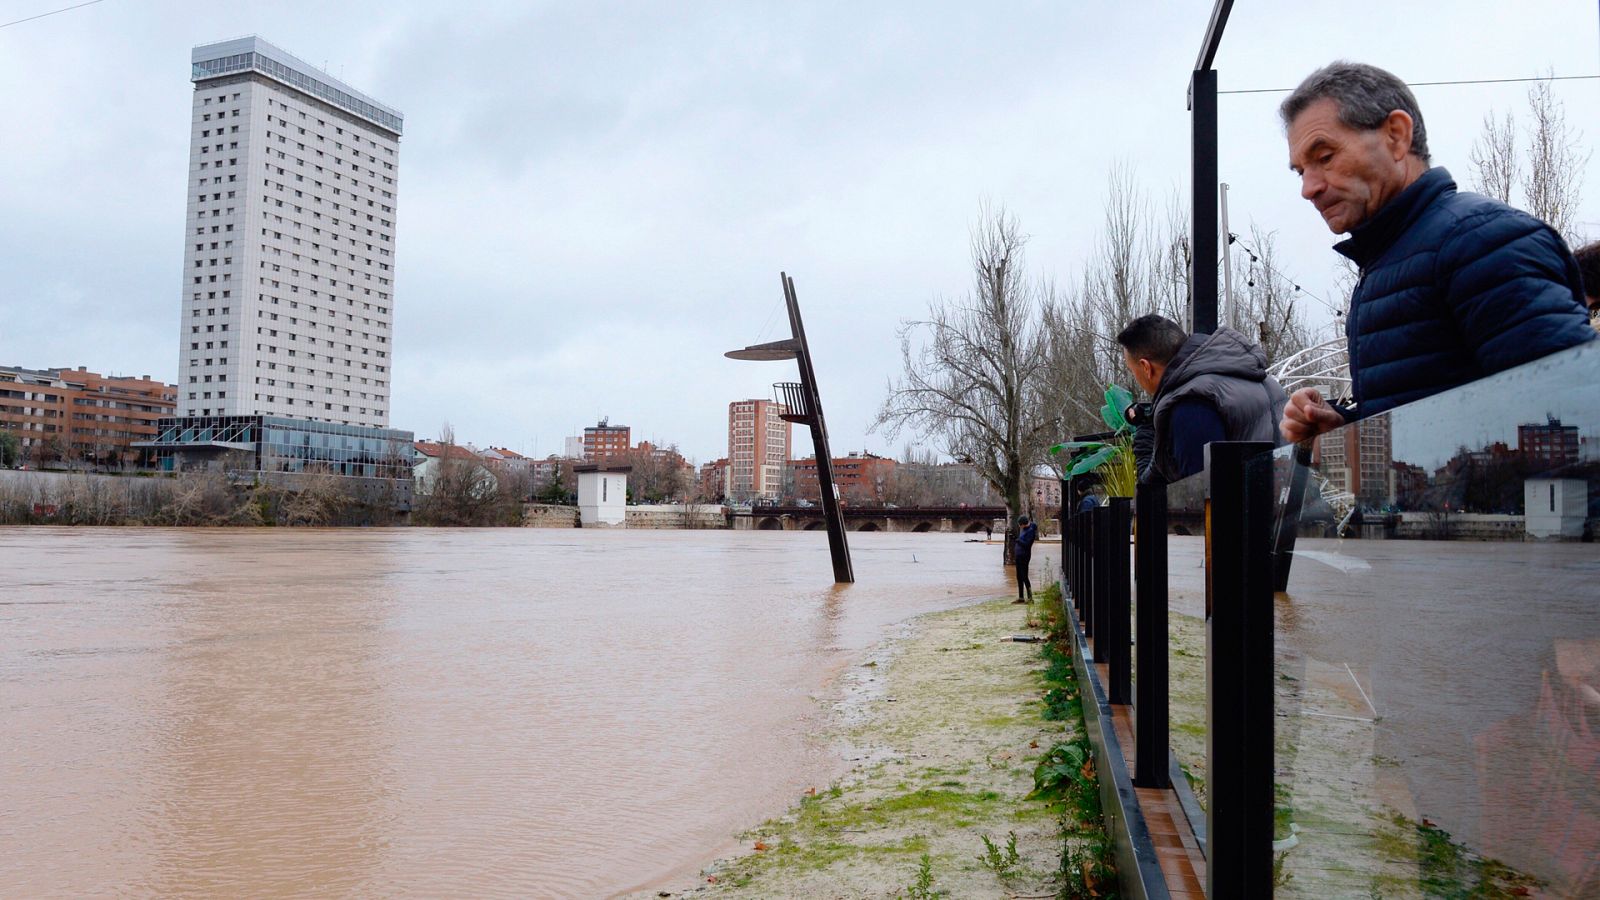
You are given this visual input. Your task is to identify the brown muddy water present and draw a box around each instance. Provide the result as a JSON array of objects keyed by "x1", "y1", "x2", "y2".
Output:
[{"x1": 0, "y1": 527, "x2": 1055, "y2": 898}]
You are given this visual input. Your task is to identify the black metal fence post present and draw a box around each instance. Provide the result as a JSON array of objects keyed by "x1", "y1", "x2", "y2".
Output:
[
  {"x1": 1107, "y1": 497, "x2": 1133, "y2": 705},
  {"x1": 1088, "y1": 509, "x2": 1100, "y2": 640},
  {"x1": 1092, "y1": 506, "x2": 1111, "y2": 661},
  {"x1": 1204, "y1": 441, "x2": 1274, "y2": 896},
  {"x1": 1068, "y1": 511, "x2": 1081, "y2": 615},
  {"x1": 1134, "y1": 483, "x2": 1169, "y2": 787}
]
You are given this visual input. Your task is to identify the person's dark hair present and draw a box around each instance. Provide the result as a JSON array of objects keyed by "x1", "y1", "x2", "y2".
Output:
[
  {"x1": 1279, "y1": 62, "x2": 1430, "y2": 164},
  {"x1": 1018, "y1": 515, "x2": 1030, "y2": 526},
  {"x1": 1575, "y1": 241, "x2": 1600, "y2": 304},
  {"x1": 1116, "y1": 314, "x2": 1188, "y2": 365}
]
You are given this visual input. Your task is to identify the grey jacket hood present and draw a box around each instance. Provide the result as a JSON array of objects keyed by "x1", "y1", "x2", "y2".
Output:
[{"x1": 1156, "y1": 326, "x2": 1270, "y2": 398}]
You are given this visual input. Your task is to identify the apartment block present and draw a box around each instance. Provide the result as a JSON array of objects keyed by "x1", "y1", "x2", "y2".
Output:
[
  {"x1": 0, "y1": 366, "x2": 176, "y2": 467},
  {"x1": 728, "y1": 399, "x2": 791, "y2": 502},
  {"x1": 1317, "y1": 414, "x2": 1396, "y2": 509},
  {"x1": 179, "y1": 36, "x2": 401, "y2": 427},
  {"x1": 790, "y1": 451, "x2": 895, "y2": 504},
  {"x1": 583, "y1": 418, "x2": 630, "y2": 462}
]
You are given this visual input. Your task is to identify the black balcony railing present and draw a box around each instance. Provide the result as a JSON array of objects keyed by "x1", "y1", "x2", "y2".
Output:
[{"x1": 773, "y1": 382, "x2": 812, "y2": 422}]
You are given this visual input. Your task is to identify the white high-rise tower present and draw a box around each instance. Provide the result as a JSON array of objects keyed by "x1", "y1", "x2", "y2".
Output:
[{"x1": 180, "y1": 37, "x2": 402, "y2": 428}]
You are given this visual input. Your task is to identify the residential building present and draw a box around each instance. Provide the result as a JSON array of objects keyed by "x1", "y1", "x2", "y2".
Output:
[
  {"x1": 563, "y1": 436, "x2": 585, "y2": 459},
  {"x1": 727, "y1": 399, "x2": 791, "y2": 502},
  {"x1": 698, "y1": 458, "x2": 730, "y2": 502},
  {"x1": 1517, "y1": 416, "x2": 1580, "y2": 471},
  {"x1": 1316, "y1": 414, "x2": 1395, "y2": 508},
  {"x1": 481, "y1": 446, "x2": 530, "y2": 474},
  {"x1": 413, "y1": 440, "x2": 495, "y2": 497},
  {"x1": 583, "y1": 418, "x2": 630, "y2": 462},
  {"x1": 790, "y1": 451, "x2": 896, "y2": 504},
  {"x1": 1030, "y1": 474, "x2": 1063, "y2": 516},
  {"x1": 144, "y1": 37, "x2": 414, "y2": 483},
  {"x1": 0, "y1": 366, "x2": 176, "y2": 467},
  {"x1": 531, "y1": 455, "x2": 574, "y2": 492}
]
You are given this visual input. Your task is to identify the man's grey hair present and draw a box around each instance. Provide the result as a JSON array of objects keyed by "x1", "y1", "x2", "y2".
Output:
[{"x1": 1279, "y1": 61, "x2": 1430, "y2": 163}]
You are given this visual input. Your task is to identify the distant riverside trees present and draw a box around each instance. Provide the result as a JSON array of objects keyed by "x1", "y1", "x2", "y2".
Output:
[
  {"x1": 412, "y1": 426, "x2": 525, "y2": 526},
  {"x1": 876, "y1": 171, "x2": 1318, "y2": 561},
  {"x1": 875, "y1": 204, "x2": 1057, "y2": 562}
]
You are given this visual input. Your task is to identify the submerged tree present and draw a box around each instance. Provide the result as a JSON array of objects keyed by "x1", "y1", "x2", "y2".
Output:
[{"x1": 873, "y1": 204, "x2": 1057, "y2": 563}]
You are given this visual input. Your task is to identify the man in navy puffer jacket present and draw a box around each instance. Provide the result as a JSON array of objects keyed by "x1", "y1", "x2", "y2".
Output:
[{"x1": 1278, "y1": 62, "x2": 1595, "y2": 443}]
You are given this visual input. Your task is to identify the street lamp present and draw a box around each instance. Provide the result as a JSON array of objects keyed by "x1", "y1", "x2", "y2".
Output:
[{"x1": 726, "y1": 273, "x2": 854, "y2": 583}]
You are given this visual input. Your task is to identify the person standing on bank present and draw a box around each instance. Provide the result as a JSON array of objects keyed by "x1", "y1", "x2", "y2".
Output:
[
  {"x1": 1012, "y1": 515, "x2": 1038, "y2": 603},
  {"x1": 1117, "y1": 314, "x2": 1287, "y2": 484},
  {"x1": 1278, "y1": 62, "x2": 1596, "y2": 443}
]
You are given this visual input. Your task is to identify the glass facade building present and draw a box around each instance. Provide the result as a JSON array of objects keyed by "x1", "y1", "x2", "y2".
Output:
[{"x1": 143, "y1": 414, "x2": 414, "y2": 481}]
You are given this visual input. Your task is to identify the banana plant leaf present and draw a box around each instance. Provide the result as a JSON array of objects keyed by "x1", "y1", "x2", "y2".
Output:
[
  {"x1": 1048, "y1": 440, "x2": 1106, "y2": 456},
  {"x1": 1099, "y1": 384, "x2": 1135, "y2": 433},
  {"x1": 1066, "y1": 445, "x2": 1120, "y2": 477}
]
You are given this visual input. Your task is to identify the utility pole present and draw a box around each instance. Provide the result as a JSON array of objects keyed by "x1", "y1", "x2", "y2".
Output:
[{"x1": 1220, "y1": 182, "x2": 1234, "y2": 331}]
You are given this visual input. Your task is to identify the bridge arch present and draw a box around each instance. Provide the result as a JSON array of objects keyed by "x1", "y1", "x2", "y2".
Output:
[
  {"x1": 962, "y1": 521, "x2": 988, "y2": 534},
  {"x1": 802, "y1": 520, "x2": 825, "y2": 531},
  {"x1": 854, "y1": 521, "x2": 880, "y2": 532},
  {"x1": 910, "y1": 521, "x2": 934, "y2": 533},
  {"x1": 757, "y1": 516, "x2": 784, "y2": 531}
]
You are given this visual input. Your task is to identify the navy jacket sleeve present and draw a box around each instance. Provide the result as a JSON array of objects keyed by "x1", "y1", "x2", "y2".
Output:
[
  {"x1": 1438, "y1": 207, "x2": 1598, "y2": 376},
  {"x1": 1169, "y1": 399, "x2": 1227, "y2": 480}
]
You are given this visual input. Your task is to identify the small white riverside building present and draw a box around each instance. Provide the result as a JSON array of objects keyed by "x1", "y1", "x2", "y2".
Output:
[
  {"x1": 576, "y1": 464, "x2": 630, "y2": 527},
  {"x1": 1524, "y1": 477, "x2": 1587, "y2": 540}
]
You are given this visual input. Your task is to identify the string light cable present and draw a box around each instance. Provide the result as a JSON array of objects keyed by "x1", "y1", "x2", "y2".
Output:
[{"x1": 1224, "y1": 229, "x2": 1349, "y2": 322}]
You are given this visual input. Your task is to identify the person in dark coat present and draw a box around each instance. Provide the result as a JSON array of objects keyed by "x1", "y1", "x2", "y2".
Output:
[
  {"x1": 1012, "y1": 515, "x2": 1038, "y2": 603},
  {"x1": 1575, "y1": 240, "x2": 1600, "y2": 333},
  {"x1": 1117, "y1": 315, "x2": 1287, "y2": 484},
  {"x1": 1075, "y1": 482, "x2": 1099, "y2": 513},
  {"x1": 1278, "y1": 62, "x2": 1596, "y2": 443}
]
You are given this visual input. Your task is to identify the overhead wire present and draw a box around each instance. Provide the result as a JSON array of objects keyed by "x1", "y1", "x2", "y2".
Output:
[
  {"x1": 0, "y1": 0, "x2": 110, "y2": 30},
  {"x1": 1219, "y1": 73, "x2": 1600, "y2": 96}
]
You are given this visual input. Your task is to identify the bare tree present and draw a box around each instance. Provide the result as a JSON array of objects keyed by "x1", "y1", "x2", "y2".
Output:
[
  {"x1": 1083, "y1": 163, "x2": 1153, "y2": 382},
  {"x1": 1150, "y1": 190, "x2": 1193, "y2": 327},
  {"x1": 1468, "y1": 78, "x2": 1589, "y2": 243},
  {"x1": 1469, "y1": 110, "x2": 1519, "y2": 204},
  {"x1": 874, "y1": 204, "x2": 1056, "y2": 563},
  {"x1": 1521, "y1": 78, "x2": 1589, "y2": 242},
  {"x1": 1230, "y1": 225, "x2": 1312, "y2": 366}
]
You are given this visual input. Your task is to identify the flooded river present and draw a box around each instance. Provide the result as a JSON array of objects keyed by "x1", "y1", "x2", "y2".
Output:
[{"x1": 0, "y1": 527, "x2": 1049, "y2": 897}]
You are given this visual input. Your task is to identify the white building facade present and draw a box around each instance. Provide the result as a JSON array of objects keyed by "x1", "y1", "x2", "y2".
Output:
[
  {"x1": 179, "y1": 37, "x2": 402, "y2": 428},
  {"x1": 576, "y1": 465, "x2": 629, "y2": 527}
]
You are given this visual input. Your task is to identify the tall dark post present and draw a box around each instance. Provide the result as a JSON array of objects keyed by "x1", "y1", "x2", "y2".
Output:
[
  {"x1": 1204, "y1": 441, "x2": 1273, "y2": 896},
  {"x1": 725, "y1": 274, "x2": 854, "y2": 584},
  {"x1": 782, "y1": 274, "x2": 854, "y2": 584},
  {"x1": 1134, "y1": 482, "x2": 1170, "y2": 788},
  {"x1": 1190, "y1": 67, "x2": 1218, "y2": 336},
  {"x1": 1189, "y1": 0, "x2": 1232, "y2": 336}
]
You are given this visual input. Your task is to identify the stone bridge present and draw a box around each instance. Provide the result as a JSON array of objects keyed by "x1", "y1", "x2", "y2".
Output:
[{"x1": 731, "y1": 505, "x2": 1007, "y2": 534}]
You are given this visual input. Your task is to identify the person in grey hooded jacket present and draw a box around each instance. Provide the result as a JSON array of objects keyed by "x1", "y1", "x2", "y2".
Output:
[{"x1": 1118, "y1": 314, "x2": 1287, "y2": 484}]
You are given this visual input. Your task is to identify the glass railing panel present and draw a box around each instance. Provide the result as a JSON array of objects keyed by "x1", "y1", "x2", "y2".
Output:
[
  {"x1": 1166, "y1": 468, "x2": 1209, "y2": 808},
  {"x1": 1267, "y1": 341, "x2": 1600, "y2": 896}
]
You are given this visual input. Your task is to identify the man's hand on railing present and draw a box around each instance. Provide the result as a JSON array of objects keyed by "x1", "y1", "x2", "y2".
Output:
[{"x1": 1281, "y1": 387, "x2": 1346, "y2": 444}]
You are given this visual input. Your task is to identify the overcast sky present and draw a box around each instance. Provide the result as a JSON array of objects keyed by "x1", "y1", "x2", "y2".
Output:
[{"x1": 3, "y1": 0, "x2": 1597, "y2": 463}]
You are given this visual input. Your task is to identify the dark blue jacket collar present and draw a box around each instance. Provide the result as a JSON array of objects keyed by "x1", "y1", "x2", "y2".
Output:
[{"x1": 1334, "y1": 166, "x2": 1455, "y2": 268}]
